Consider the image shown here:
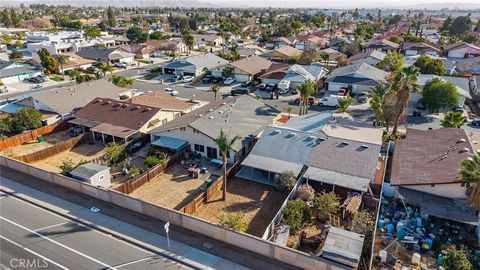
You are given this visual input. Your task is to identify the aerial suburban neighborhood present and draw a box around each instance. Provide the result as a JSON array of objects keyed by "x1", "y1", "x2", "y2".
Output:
[{"x1": 0, "y1": 1, "x2": 480, "y2": 269}]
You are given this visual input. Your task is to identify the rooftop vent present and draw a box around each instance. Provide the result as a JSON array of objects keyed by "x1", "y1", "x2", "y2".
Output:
[
  {"x1": 461, "y1": 147, "x2": 470, "y2": 153},
  {"x1": 209, "y1": 116, "x2": 214, "y2": 119},
  {"x1": 457, "y1": 138, "x2": 467, "y2": 143},
  {"x1": 218, "y1": 111, "x2": 223, "y2": 114},
  {"x1": 209, "y1": 109, "x2": 213, "y2": 112},
  {"x1": 286, "y1": 132, "x2": 297, "y2": 138},
  {"x1": 271, "y1": 130, "x2": 281, "y2": 135},
  {"x1": 341, "y1": 141, "x2": 349, "y2": 145},
  {"x1": 361, "y1": 145, "x2": 369, "y2": 149},
  {"x1": 107, "y1": 101, "x2": 112, "y2": 104}
]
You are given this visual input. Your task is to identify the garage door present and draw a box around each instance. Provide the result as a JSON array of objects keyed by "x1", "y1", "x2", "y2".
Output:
[
  {"x1": 183, "y1": 72, "x2": 195, "y2": 76},
  {"x1": 164, "y1": 68, "x2": 175, "y2": 74},
  {"x1": 235, "y1": 74, "x2": 250, "y2": 82},
  {"x1": 327, "y1": 82, "x2": 347, "y2": 92}
]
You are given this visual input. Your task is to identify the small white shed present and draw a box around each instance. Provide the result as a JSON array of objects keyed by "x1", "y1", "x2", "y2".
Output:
[{"x1": 70, "y1": 162, "x2": 111, "y2": 188}]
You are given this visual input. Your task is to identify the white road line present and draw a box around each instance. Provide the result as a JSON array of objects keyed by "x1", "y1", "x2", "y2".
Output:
[
  {"x1": 0, "y1": 216, "x2": 118, "y2": 270},
  {"x1": 0, "y1": 235, "x2": 70, "y2": 270},
  {"x1": 115, "y1": 256, "x2": 153, "y2": 268},
  {"x1": 33, "y1": 222, "x2": 70, "y2": 232}
]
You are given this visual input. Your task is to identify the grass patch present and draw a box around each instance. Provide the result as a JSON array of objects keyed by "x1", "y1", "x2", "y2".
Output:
[
  {"x1": 138, "y1": 59, "x2": 151, "y2": 64},
  {"x1": 144, "y1": 71, "x2": 161, "y2": 80},
  {"x1": 50, "y1": 75, "x2": 64, "y2": 82}
]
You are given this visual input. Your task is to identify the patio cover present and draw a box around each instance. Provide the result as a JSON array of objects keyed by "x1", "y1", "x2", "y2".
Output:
[
  {"x1": 304, "y1": 167, "x2": 370, "y2": 192},
  {"x1": 90, "y1": 123, "x2": 138, "y2": 139},
  {"x1": 322, "y1": 227, "x2": 364, "y2": 268},
  {"x1": 397, "y1": 187, "x2": 479, "y2": 226},
  {"x1": 241, "y1": 154, "x2": 304, "y2": 176},
  {"x1": 152, "y1": 136, "x2": 188, "y2": 151},
  {"x1": 68, "y1": 118, "x2": 99, "y2": 128}
]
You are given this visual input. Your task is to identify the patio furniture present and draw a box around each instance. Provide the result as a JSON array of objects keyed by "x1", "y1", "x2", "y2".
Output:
[{"x1": 211, "y1": 158, "x2": 223, "y2": 167}]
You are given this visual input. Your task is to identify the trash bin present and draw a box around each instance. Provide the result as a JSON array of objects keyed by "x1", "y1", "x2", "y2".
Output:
[
  {"x1": 205, "y1": 179, "x2": 213, "y2": 188},
  {"x1": 37, "y1": 135, "x2": 43, "y2": 142}
]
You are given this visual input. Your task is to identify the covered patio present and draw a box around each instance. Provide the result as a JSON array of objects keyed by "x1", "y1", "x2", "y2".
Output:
[
  {"x1": 90, "y1": 123, "x2": 138, "y2": 144},
  {"x1": 151, "y1": 136, "x2": 189, "y2": 154},
  {"x1": 304, "y1": 166, "x2": 372, "y2": 194}
]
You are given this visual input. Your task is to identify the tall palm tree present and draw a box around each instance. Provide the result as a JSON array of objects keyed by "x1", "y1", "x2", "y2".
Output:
[
  {"x1": 297, "y1": 79, "x2": 316, "y2": 116},
  {"x1": 459, "y1": 153, "x2": 480, "y2": 211},
  {"x1": 441, "y1": 111, "x2": 467, "y2": 128},
  {"x1": 285, "y1": 106, "x2": 293, "y2": 119},
  {"x1": 390, "y1": 66, "x2": 420, "y2": 135},
  {"x1": 57, "y1": 55, "x2": 67, "y2": 75},
  {"x1": 214, "y1": 129, "x2": 240, "y2": 201},
  {"x1": 210, "y1": 85, "x2": 220, "y2": 100},
  {"x1": 337, "y1": 96, "x2": 353, "y2": 113},
  {"x1": 229, "y1": 44, "x2": 240, "y2": 61},
  {"x1": 98, "y1": 63, "x2": 114, "y2": 80},
  {"x1": 368, "y1": 84, "x2": 390, "y2": 127}
]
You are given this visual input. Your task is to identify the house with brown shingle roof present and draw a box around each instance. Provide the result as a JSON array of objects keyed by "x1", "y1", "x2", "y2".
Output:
[
  {"x1": 444, "y1": 42, "x2": 480, "y2": 59},
  {"x1": 229, "y1": 55, "x2": 272, "y2": 82},
  {"x1": 364, "y1": 39, "x2": 399, "y2": 53},
  {"x1": 260, "y1": 46, "x2": 302, "y2": 63},
  {"x1": 131, "y1": 91, "x2": 196, "y2": 114},
  {"x1": 401, "y1": 42, "x2": 441, "y2": 57},
  {"x1": 144, "y1": 38, "x2": 188, "y2": 56}
]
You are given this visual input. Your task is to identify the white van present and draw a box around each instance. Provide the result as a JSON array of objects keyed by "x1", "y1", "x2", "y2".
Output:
[
  {"x1": 278, "y1": 80, "x2": 291, "y2": 94},
  {"x1": 319, "y1": 95, "x2": 345, "y2": 108}
]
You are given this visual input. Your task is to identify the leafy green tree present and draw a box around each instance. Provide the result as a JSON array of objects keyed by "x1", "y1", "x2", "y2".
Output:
[
  {"x1": 105, "y1": 143, "x2": 126, "y2": 165},
  {"x1": 377, "y1": 51, "x2": 404, "y2": 72},
  {"x1": 281, "y1": 199, "x2": 312, "y2": 232},
  {"x1": 65, "y1": 69, "x2": 80, "y2": 82},
  {"x1": 98, "y1": 62, "x2": 114, "y2": 79},
  {"x1": 351, "y1": 210, "x2": 375, "y2": 235},
  {"x1": 459, "y1": 152, "x2": 480, "y2": 212},
  {"x1": 38, "y1": 48, "x2": 57, "y2": 74},
  {"x1": 274, "y1": 170, "x2": 297, "y2": 191},
  {"x1": 221, "y1": 66, "x2": 234, "y2": 78},
  {"x1": 144, "y1": 155, "x2": 160, "y2": 168},
  {"x1": 422, "y1": 78, "x2": 460, "y2": 112},
  {"x1": 315, "y1": 191, "x2": 340, "y2": 221},
  {"x1": 229, "y1": 44, "x2": 240, "y2": 61},
  {"x1": 213, "y1": 129, "x2": 240, "y2": 201},
  {"x1": 149, "y1": 31, "x2": 167, "y2": 40},
  {"x1": 9, "y1": 51, "x2": 23, "y2": 60},
  {"x1": 184, "y1": 32, "x2": 195, "y2": 53},
  {"x1": 441, "y1": 111, "x2": 466, "y2": 128},
  {"x1": 111, "y1": 75, "x2": 135, "y2": 88},
  {"x1": 413, "y1": 55, "x2": 446, "y2": 75},
  {"x1": 337, "y1": 96, "x2": 353, "y2": 113},
  {"x1": 0, "y1": 117, "x2": 11, "y2": 136},
  {"x1": 449, "y1": 16, "x2": 473, "y2": 37},
  {"x1": 107, "y1": 6, "x2": 116, "y2": 27},
  {"x1": 0, "y1": 35, "x2": 12, "y2": 44},
  {"x1": 219, "y1": 213, "x2": 247, "y2": 232},
  {"x1": 210, "y1": 85, "x2": 220, "y2": 100},
  {"x1": 443, "y1": 246, "x2": 473, "y2": 270},
  {"x1": 84, "y1": 27, "x2": 101, "y2": 38},
  {"x1": 59, "y1": 158, "x2": 75, "y2": 176},
  {"x1": 12, "y1": 108, "x2": 42, "y2": 132},
  {"x1": 13, "y1": 40, "x2": 23, "y2": 48},
  {"x1": 126, "y1": 27, "x2": 149, "y2": 44}
]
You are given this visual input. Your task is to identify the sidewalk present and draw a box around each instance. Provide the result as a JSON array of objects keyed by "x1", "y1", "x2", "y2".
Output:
[{"x1": 0, "y1": 177, "x2": 249, "y2": 270}]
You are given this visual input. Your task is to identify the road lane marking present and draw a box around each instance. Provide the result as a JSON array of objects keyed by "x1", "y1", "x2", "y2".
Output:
[
  {"x1": 33, "y1": 222, "x2": 70, "y2": 232},
  {"x1": 0, "y1": 235, "x2": 70, "y2": 270},
  {"x1": 114, "y1": 256, "x2": 153, "y2": 268},
  {"x1": 0, "y1": 216, "x2": 118, "y2": 270}
]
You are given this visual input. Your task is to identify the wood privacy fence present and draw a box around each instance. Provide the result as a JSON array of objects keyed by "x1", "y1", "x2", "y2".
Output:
[
  {"x1": 14, "y1": 135, "x2": 85, "y2": 163},
  {"x1": 114, "y1": 151, "x2": 186, "y2": 194},
  {"x1": 180, "y1": 161, "x2": 242, "y2": 215},
  {"x1": 0, "y1": 121, "x2": 70, "y2": 151}
]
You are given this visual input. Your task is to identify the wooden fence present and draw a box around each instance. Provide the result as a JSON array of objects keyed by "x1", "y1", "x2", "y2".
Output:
[
  {"x1": 14, "y1": 135, "x2": 85, "y2": 163},
  {"x1": 114, "y1": 150, "x2": 186, "y2": 194},
  {"x1": 0, "y1": 121, "x2": 70, "y2": 151}
]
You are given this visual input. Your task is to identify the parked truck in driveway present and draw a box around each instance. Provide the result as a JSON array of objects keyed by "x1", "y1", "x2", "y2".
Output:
[{"x1": 319, "y1": 95, "x2": 346, "y2": 108}]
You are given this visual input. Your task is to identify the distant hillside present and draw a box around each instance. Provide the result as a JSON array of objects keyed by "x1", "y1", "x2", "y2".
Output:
[{"x1": 2, "y1": 0, "x2": 214, "y2": 7}]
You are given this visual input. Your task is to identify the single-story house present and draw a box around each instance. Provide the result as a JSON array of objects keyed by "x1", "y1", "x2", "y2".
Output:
[
  {"x1": 401, "y1": 42, "x2": 441, "y2": 57},
  {"x1": 294, "y1": 35, "x2": 328, "y2": 51},
  {"x1": 455, "y1": 56, "x2": 480, "y2": 75},
  {"x1": 76, "y1": 47, "x2": 135, "y2": 65},
  {"x1": 261, "y1": 46, "x2": 302, "y2": 63},
  {"x1": 348, "y1": 50, "x2": 386, "y2": 66},
  {"x1": 0, "y1": 61, "x2": 42, "y2": 84},
  {"x1": 15, "y1": 80, "x2": 133, "y2": 122},
  {"x1": 70, "y1": 162, "x2": 111, "y2": 188},
  {"x1": 412, "y1": 74, "x2": 473, "y2": 107},
  {"x1": 161, "y1": 53, "x2": 229, "y2": 77},
  {"x1": 131, "y1": 91, "x2": 197, "y2": 114},
  {"x1": 444, "y1": 42, "x2": 480, "y2": 59},
  {"x1": 71, "y1": 97, "x2": 166, "y2": 143},
  {"x1": 148, "y1": 96, "x2": 278, "y2": 163},
  {"x1": 144, "y1": 38, "x2": 188, "y2": 56},
  {"x1": 364, "y1": 39, "x2": 399, "y2": 52},
  {"x1": 53, "y1": 53, "x2": 95, "y2": 74},
  {"x1": 238, "y1": 45, "x2": 269, "y2": 58},
  {"x1": 120, "y1": 44, "x2": 156, "y2": 60},
  {"x1": 264, "y1": 37, "x2": 293, "y2": 50},
  {"x1": 325, "y1": 63, "x2": 389, "y2": 94},
  {"x1": 259, "y1": 63, "x2": 325, "y2": 89},
  {"x1": 229, "y1": 55, "x2": 273, "y2": 82},
  {"x1": 192, "y1": 34, "x2": 224, "y2": 50},
  {"x1": 389, "y1": 128, "x2": 478, "y2": 226}
]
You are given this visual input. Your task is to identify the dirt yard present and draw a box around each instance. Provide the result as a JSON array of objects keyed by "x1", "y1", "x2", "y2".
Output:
[
  {"x1": 194, "y1": 177, "x2": 288, "y2": 237},
  {"x1": 1, "y1": 130, "x2": 72, "y2": 157},
  {"x1": 130, "y1": 163, "x2": 212, "y2": 210},
  {"x1": 32, "y1": 142, "x2": 106, "y2": 173}
]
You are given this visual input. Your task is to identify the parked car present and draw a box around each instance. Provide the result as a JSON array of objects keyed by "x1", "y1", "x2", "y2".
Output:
[
  {"x1": 36, "y1": 75, "x2": 48, "y2": 82},
  {"x1": 290, "y1": 88, "x2": 299, "y2": 95},
  {"x1": 28, "y1": 77, "x2": 42, "y2": 83},
  {"x1": 211, "y1": 77, "x2": 223, "y2": 84},
  {"x1": 417, "y1": 99, "x2": 427, "y2": 110},
  {"x1": 338, "y1": 88, "x2": 349, "y2": 96},
  {"x1": 471, "y1": 119, "x2": 480, "y2": 126},
  {"x1": 319, "y1": 95, "x2": 345, "y2": 108},
  {"x1": 0, "y1": 87, "x2": 8, "y2": 94},
  {"x1": 265, "y1": 83, "x2": 277, "y2": 93},
  {"x1": 114, "y1": 62, "x2": 128, "y2": 68},
  {"x1": 357, "y1": 92, "x2": 368, "y2": 103},
  {"x1": 241, "y1": 80, "x2": 252, "y2": 87},
  {"x1": 182, "y1": 76, "x2": 194, "y2": 83},
  {"x1": 224, "y1": 77, "x2": 236, "y2": 85},
  {"x1": 453, "y1": 106, "x2": 465, "y2": 113},
  {"x1": 258, "y1": 83, "x2": 266, "y2": 91},
  {"x1": 86, "y1": 66, "x2": 99, "y2": 73},
  {"x1": 231, "y1": 88, "x2": 250, "y2": 95},
  {"x1": 164, "y1": 88, "x2": 178, "y2": 96},
  {"x1": 295, "y1": 97, "x2": 316, "y2": 105},
  {"x1": 278, "y1": 80, "x2": 291, "y2": 94},
  {"x1": 170, "y1": 75, "x2": 182, "y2": 82},
  {"x1": 252, "y1": 79, "x2": 261, "y2": 87},
  {"x1": 202, "y1": 75, "x2": 213, "y2": 84}
]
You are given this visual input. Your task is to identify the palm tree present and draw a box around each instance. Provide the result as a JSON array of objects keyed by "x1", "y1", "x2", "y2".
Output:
[
  {"x1": 214, "y1": 129, "x2": 240, "y2": 201},
  {"x1": 57, "y1": 55, "x2": 67, "y2": 75},
  {"x1": 210, "y1": 85, "x2": 220, "y2": 100},
  {"x1": 337, "y1": 96, "x2": 353, "y2": 113},
  {"x1": 297, "y1": 79, "x2": 316, "y2": 116},
  {"x1": 229, "y1": 44, "x2": 240, "y2": 61},
  {"x1": 98, "y1": 62, "x2": 114, "y2": 80},
  {"x1": 390, "y1": 66, "x2": 420, "y2": 135},
  {"x1": 184, "y1": 33, "x2": 195, "y2": 54},
  {"x1": 285, "y1": 106, "x2": 293, "y2": 119},
  {"x1": 441, "y1": 111, "x2": 467, "y2": 128},
  {"x1": 369, "y1": 85, "x2": 390, "y2": 127},
  {"x1": 459, "y1": 153, "x2": 480, "y2": 211}
]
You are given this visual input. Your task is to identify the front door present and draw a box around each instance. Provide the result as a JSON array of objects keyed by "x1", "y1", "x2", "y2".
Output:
[{"x1": 207, "y1": 147, "x2": 217, "y2": 159}]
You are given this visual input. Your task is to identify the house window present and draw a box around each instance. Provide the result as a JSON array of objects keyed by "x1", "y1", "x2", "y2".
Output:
[
  {"x1": 430, "y1": 184, "x2": 435, "y2": 187},
  {"x1": 174, "y1": 112, "x2": 180, "y2": 119},
  {"x1": 100, "y1": 176, "x2": 104, "y2": 180},
  {"x1": 226, "y1": 151, "x2": 230, "y2": 158},
  {"x1": 180, "y1": 127, "x2": 186, "y2": 131},
  {"x1": 461, "y1": 182, "x2": 466, "y2": 187},
  {"x1": 161, "y1": 118, "x2": 168, "y2": 125},
  {"x1": 194, "y1": 144, "x2": 205, "y2": 153}
]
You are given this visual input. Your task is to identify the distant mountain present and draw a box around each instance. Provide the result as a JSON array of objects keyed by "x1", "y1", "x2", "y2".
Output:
[{"x1": 3, "y1": 0, "x2": 214, "y2": 7}]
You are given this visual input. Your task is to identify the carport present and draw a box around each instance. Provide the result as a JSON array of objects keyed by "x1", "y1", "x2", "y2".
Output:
[
  {"x1": 238, "y1": 154, "x2": 304, "y2": 186},
  {"x1": 152, "y1": 136, "x2": 189, "y2": 153},
  {"x1": 90, "y1": 123, "x2": 138, "y2": 144}
]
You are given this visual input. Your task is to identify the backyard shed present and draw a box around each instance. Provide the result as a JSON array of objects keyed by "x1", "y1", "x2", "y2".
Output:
[
  {"x1": 70, "y1": 162, "x2": 111, "y2": 188},
  {"x1": 321, "y1": 226, "x2": 365, "y2": 268}
]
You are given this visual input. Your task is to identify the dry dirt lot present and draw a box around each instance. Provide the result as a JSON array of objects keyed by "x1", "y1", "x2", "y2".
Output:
[
  {"x1": 130, "y1": 163, "x2": 212, "y2": 210},
  {"x1": 194, "y1": 177, "x2": 288, "y2": 237},
  {"x1": 32, "y1": 142, "x2": 106, "y2": 173},
  {"x1": 1, "y1": 130, "x2": 72, "y2": 157}
]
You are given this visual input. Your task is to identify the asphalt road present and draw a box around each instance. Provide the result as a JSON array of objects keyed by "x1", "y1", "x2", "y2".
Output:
[{"x1": 0, "y1": 190, "x2": 191, "y2": 270}]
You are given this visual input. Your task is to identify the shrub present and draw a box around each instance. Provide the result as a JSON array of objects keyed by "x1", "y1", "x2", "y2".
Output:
[
  {"x1": 443, "y1": 246, "x2": 473, "y2": 270},
  {"x1": 144, "y1": 155, "x2": 160, "y2": 168},
  {"x1": 128, "y1": 168, "x2": 141, "y2": 178},
  {"x1": 281, "y1": 199, "x2": 312, "y2": 232},
  {"x1": 351, "y1": 210, "x2": 375, "y2": 235},
  {"x1": 219, "y1": 213, "x2": 247, "y2": 232},
  {"x1": 119, "y1": 95, "x2": 130, "y2": 100},
  {"x1": 275, "y1": 170, "x2": 297, "y2": 191},
  {"x1": 50, "y1": 75, "x2": 64, "y2": 82},
  {"x1": 296, "y1": 184, "x2": 315, "y2": 201},
  {"x1": 315, "y1": 191, "x2": 340, "y2": 221},
  {"x1": 59, "y1": 158, "x2": 75, "y2": 176},
  {"x1": 105, "y1": 143, "x2": 126, "y2": 165}
]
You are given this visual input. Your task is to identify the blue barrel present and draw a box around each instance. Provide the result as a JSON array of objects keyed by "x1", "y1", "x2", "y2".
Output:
[
  {"x1": 416, "y1": 217, "x2": 422, "y2": 227},
  {"x1": 397, "y1": 228, "x2": 405, "y2": 240},
  {"x1": 425, "y1": 239, "x2": 433, "y2": 248},
  {"x1": 386, "y1": 223, "x2": 395, "y2": 233},
  {"x1": 391, "y1": 256, "x2": 398, "y2": 265},
  {"x1": 384, "y1": 218, "x2": 391, "y2": 224},
  {"x1": 437, "y1": 254, "x2": 443, "y2": 266},
  {"x1": 378, "y1": 219, "x2": 385, "y2": 228}
]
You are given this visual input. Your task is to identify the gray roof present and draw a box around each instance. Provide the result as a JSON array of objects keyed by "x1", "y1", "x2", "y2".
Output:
[
  {"x1": 284, "y1": 64, "x2": 324, "y2": 83},
  {"x1": 241, "y1": 154, "x2": 304, "y2": 175},
  {"x1": 304, "y1": 167, "x2": 371, "y2": 192},
  {"x1": 348, "y1": 50, "x2": 386, "y2": 62},
  {"x1": 163, "y1": 53, "x2": 229, "y2": 71},
  {"x1": 25, "y1": 80, "x2": 128, "y2": 115},
  {"x1": 417, "y1": 75, "x2": 472, "y2": 98},
  {"x1": 76, "y1": 47, "x2": 134, "y2": 61},
  {"x1": 0, "y1": 62, "x2": 41, "y2": 79},
  {"x1": 70, "y1": 162, "x2": 110, "y2": 179},
  {"x1": 325, "y1": 63, "x2": 388, "y2": 84},
  {"x1": 322, "y1": 227, "x2": 365, "y2": 268}
]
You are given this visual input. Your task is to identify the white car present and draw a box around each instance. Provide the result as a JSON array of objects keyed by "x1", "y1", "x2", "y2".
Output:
[
  {"x1": 164, "y1": 88, "x2": 178, "y2": 96},
  {"x1": 224, "y1": 77, "x2": 236, "y2": 85},
  {"x1": 182, "y1": 76, "x2": 194, "y2": 83},
  {"x1": 114, "y1": 62, "x2": 128, "y2": 68}
]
